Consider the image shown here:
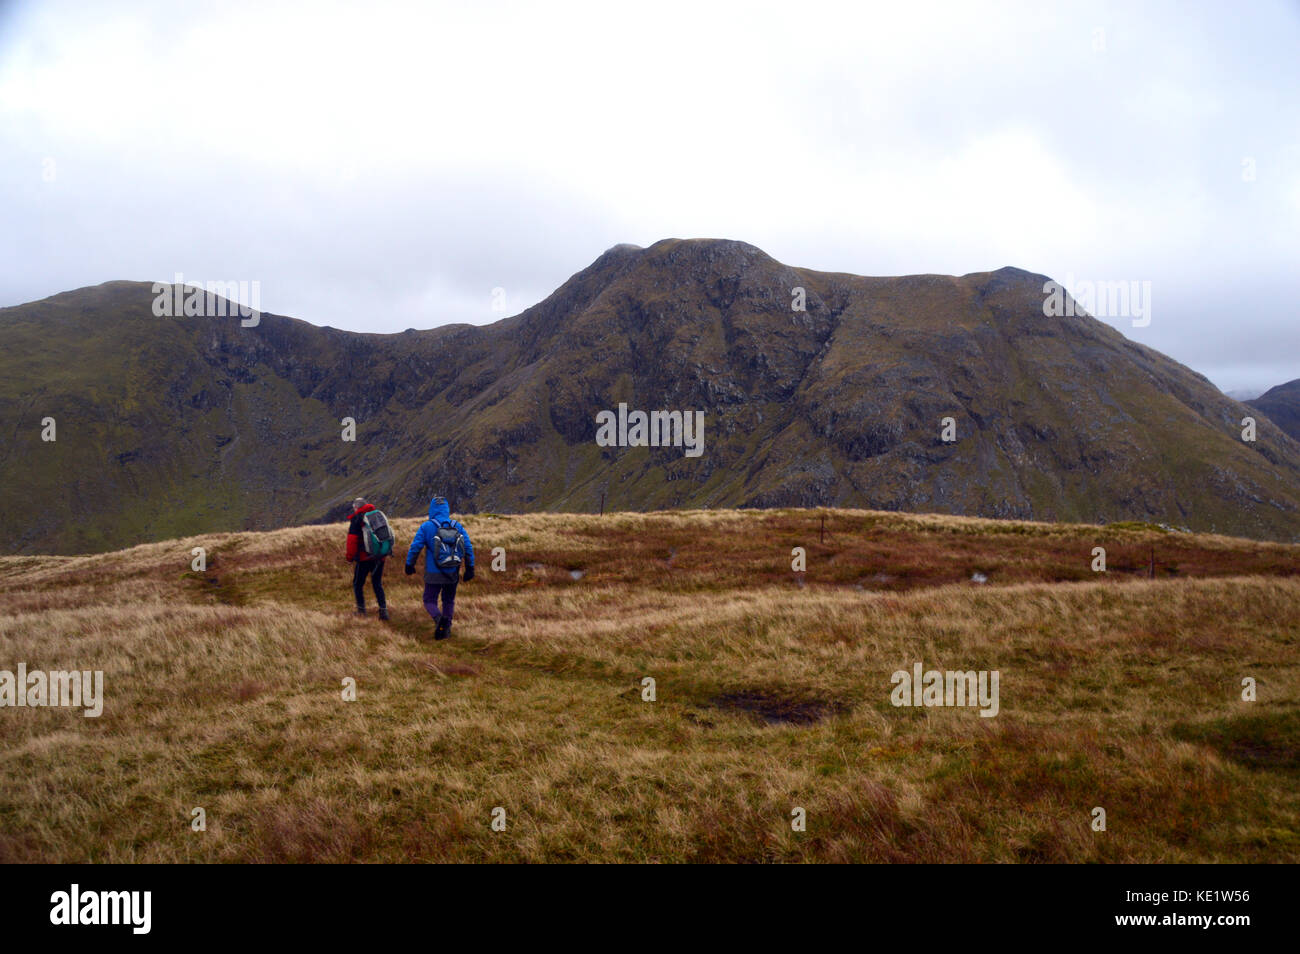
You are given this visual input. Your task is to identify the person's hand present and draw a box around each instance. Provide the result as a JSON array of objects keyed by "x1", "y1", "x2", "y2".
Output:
[
  {"x1": 463, "y1": 565, "x2": 475, "y2": 582},
  {"x1": 404, "y1": 563, "x2": 415, "y2": 576}
]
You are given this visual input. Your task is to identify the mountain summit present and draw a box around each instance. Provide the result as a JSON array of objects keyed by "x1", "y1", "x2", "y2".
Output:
[{"x1": 3, "y1": 238, "x2": 1299, "y2": 553}]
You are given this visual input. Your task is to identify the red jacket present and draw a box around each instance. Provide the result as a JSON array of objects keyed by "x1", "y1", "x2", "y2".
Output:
[{"x1": 346, "y1": 503, "x2": 379, "y2": 562}]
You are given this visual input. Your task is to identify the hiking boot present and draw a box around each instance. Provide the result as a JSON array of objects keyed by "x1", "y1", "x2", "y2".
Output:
[
  {"x1": 378, "y1": 607, "x2": 389, "y2": 621},
  {"x1": 355, "y1": 607, "x2": 366, "y2": 616},
  {"x1": 434, "y1": 618, "x2": 450, "y2": 641}
]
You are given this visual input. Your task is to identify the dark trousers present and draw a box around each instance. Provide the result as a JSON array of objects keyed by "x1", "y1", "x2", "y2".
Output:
[
  {"x1": 353, "y1": 558, "x2": 386, "y2": 609},
  {"x1": 422, "y1": 580, "x2": 458, "y2": 622}
]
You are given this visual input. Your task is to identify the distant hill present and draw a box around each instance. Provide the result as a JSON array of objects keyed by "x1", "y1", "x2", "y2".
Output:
[
  {"x1": 4, "y1": 238, "x2": 1300, "y2": 553},
  {"x1": 1249, "y1": 379, "x2": 1300, "y2": 443}
]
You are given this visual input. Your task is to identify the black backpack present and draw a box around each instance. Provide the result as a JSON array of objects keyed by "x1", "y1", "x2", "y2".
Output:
[{"x1": 432, "y1": 521, "x2": 465, "y2": 570}]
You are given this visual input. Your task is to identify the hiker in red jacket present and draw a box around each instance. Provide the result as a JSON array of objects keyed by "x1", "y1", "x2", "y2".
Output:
[{"x1": 345, "y1": 497, "x2": 388, "y2": 620}]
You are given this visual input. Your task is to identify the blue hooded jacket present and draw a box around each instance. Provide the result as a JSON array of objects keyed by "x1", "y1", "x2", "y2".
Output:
[{"x1": 406, "y1": 496, "x2": 475, "y2": 583}]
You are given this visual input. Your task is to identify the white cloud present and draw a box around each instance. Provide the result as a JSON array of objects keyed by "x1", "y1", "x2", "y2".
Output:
[{"x1": 1, "y1": 0, "x2": 1297, "y2": 390}]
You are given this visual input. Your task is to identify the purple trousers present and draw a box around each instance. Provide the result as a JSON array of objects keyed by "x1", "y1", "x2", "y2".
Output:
[{"x1": 422, "y1": 580, "x2": 458, "y2": 622}]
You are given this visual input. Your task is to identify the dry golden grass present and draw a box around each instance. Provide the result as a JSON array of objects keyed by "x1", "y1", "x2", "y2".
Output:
[{"x1": 1, "y1": 507, "x2": 1297, "y2": 862}]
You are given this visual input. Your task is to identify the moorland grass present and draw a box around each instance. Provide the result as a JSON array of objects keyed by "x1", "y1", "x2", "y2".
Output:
[{"x1": 0, "y1": 508, "x2": 1296, "y2": 862}]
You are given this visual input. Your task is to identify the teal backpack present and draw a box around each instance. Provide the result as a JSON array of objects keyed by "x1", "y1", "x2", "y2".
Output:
[{"x1": 361, "y1": 510, "x2": 395, "y2": 558}]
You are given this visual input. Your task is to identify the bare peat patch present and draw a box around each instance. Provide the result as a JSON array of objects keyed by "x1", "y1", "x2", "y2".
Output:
[
  {"x1": 1172, "y1": 710, "x2": 1300, "y2": 775},
  {"x1": 410, "y1": 658, "x2": 481, "y2": 678},
  {"x1": 711, "y1": 688, "x2": 847, "y2": 726},
  {"x1": 231, "y1": 679, "x2": 268, "y2": 702}
]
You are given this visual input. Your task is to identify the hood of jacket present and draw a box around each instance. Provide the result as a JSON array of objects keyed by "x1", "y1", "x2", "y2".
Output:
[
  {"x1": 428, "y1": 496, "x2": 451, "y2": 524},
  {"x1": 349, "y1": 502, "x2": 375, "y2": 519}
]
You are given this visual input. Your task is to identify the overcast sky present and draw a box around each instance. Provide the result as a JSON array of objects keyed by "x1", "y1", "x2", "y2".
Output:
[{"x1": 1, "y1": 0, "x2": 1296, "y2": 394}]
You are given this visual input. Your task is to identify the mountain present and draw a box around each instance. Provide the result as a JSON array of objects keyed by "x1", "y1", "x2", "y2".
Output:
[
  {"x1": 1249, "y1": 379, "x2": 1300, "y2": 443},
  {"x1": 4, "y1": 238, "x2": 1300, "y2": 553}
]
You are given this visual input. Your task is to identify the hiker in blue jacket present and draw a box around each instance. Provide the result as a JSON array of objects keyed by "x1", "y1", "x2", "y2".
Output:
[{"x1": 404, "y1": 495, "x2": 475, "y2": 640}]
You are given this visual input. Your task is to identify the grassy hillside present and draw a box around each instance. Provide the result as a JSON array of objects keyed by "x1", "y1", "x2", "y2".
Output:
[
  {"x1": 1, "y1": 507, "x2": 1297, "y2": 862},
  {"x1": 6, "y1": 240, "x2": 1300, "y2": 554}
]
